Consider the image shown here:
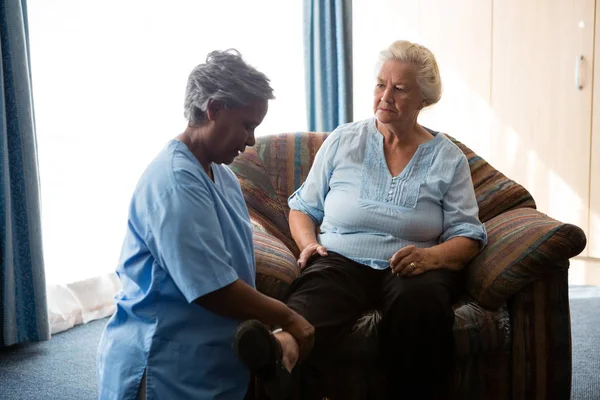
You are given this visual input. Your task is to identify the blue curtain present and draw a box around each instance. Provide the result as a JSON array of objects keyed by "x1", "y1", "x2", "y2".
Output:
[
  {"x1": 0, "y1": 0, "x2": 49, "y2": 347},
  {"x1": 304, "y1": 0, "x2": 353, "y2": 132}
]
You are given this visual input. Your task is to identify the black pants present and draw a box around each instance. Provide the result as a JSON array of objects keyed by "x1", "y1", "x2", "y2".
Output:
[{"x1": 285, "y1": 252, "x2": 463, "y2": 400}]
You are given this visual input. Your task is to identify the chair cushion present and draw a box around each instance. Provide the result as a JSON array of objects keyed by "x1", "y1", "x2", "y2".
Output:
[
  {"x1": 466, "y1": 208, "x2": 587, "y2": 310},
  {"x1": 253, "y1": 226, "x2": 300, "y2": 301}
]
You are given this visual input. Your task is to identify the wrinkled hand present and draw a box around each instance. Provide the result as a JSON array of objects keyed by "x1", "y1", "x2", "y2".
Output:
[
  {"x1": 297, "y1": 243, "x2": 328, "y2": 270},
  {"x1": 281, "y1": 312, "x2": 315, "y2": 361},
  {"x1": 389, "y1": 245, "x2": 434, "y2": 277}
]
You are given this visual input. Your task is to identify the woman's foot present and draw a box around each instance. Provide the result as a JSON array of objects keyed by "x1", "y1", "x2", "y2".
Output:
[{"x1": 233, "y1": 320, "x2": 295, "y2": 400}]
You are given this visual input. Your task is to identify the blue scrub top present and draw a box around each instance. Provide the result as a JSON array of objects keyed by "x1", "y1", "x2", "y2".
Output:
[{"x1": 97, "y1": 140, "x2": 255, "y2": 399}]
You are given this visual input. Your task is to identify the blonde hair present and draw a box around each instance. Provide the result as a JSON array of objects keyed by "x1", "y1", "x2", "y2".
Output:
[{"x1": 378, "y1": 40, "x2": 442, "y2": 107}]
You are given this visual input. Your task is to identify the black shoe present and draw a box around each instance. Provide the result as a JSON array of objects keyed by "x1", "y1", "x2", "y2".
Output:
[{"x1": 233, "y1": 320, "x2": 292, "y2": 400}]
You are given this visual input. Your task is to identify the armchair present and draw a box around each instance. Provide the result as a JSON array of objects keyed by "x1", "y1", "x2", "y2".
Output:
[{"x1": 230, "y1": 132, "x2": 586, "y2": 400}]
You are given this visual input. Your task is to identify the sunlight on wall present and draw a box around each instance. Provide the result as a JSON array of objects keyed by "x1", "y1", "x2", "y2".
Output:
[
  {"x1": 418, "y1": 71, "x2": 493, "y2": 160},
  {"x1": 352, "y1": 0, "x2": 494, "y2": 159},
  {"x1": 568, "y1": 257, "x2": 600, "y2": 286},
  {"x1": 503, "y1": 126, "x2": 521, "y2": 172},
  {"x1": 548, "y1": 170, "x2": 587, "y2": 229},
  {"x1": 352, "y1": 0, "x2": 420, "y2": 122},
  {"x1": 569, "y1": 259, "x2": 587, "y2": 285},
  {"x1": 28, "y1": 0, "x2": 306, "y2": 284},
  {"x1": 526, "y1": 149, "x2": 540, "y2": 197},
  {"x1": 493, "y1": 120, "x2": 590, "y2": 237},
  {"x1": 591, "y1": 210, "x2": 600, "y2": 256}
]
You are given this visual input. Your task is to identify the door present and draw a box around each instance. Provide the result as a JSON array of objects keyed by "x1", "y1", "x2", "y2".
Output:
[
  {"x1": 491, "y1": 0, "x2": 595, "y2": 251},
  {"x1": 590, "y1": 1, "x2": 600, "y2": 258}
]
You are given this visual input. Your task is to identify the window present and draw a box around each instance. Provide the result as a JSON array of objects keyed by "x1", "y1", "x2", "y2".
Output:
[{"x1": 28, "y1": 0, "x2": 306, "y2": 285}]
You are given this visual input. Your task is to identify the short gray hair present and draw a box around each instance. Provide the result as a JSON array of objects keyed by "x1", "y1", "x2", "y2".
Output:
[
  {"x1": 184, "y1": 49, "x2": 275, "y2": 125},
  {"x1": 377, "y1": 40, "x2": 442, "y2": 107}
]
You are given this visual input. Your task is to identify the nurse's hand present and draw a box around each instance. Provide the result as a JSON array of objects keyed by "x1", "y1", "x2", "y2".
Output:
[
  {"x1": 297, "y1": 242, "x2": 328, "y2": 270},
  {"x1": 282, "y1": 312, "x2": 315, "y2": 361}
]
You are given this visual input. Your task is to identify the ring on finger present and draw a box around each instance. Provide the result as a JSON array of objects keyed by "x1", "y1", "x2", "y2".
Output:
[{"x1": 408, "y1": 262, "x2": 417, "y2": 272}]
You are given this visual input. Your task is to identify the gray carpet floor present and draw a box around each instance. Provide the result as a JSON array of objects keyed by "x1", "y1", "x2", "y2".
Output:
[
  {"x1": 0, "y1": 286, "x2": 599, "y2": 399},
  {"x1": 570, "y1": 286, "x2": 600, "y2": 399}
]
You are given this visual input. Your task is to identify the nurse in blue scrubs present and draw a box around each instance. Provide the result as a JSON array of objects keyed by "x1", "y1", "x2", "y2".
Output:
[{"x1": 96, "y1": 49, "x2": 314, "y2": 400}]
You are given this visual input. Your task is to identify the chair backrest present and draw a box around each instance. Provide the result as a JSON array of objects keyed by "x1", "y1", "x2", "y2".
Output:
[{"x1": 230, "y1": 131, "x2": 536, "y2": 254}]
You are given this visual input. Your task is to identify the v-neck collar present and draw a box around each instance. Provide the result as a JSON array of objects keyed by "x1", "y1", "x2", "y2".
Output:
[
  {"x1": 371, "y1": 119, "x2": 442, "y2": 179},
  {"x1": 172, "y1": 139, "x2": 220, "y2": 188}
]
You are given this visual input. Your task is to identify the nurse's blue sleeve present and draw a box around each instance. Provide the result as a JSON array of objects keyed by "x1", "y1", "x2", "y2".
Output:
[
  {"x1": 439, "y1": 156, "x2": 488, "y2": 248},
  {"x1": 145, "y1": 184, "x2": 238, "y2": 303},
  {"x1": 288, "y1": 134, "x2": 340, "y2": 225}
]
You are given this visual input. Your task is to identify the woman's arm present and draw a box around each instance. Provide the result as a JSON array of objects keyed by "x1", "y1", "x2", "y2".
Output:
[
  {"x1": 289, "y1": 210, "x2": 328, "y2": 269},
  {"x1": 287, "y1": 133, "x2": 343, "y2": 268},
  {"x1": 390, "y1": 237, "x2": 479, "y2": 275},
  {"x1": 426, "y1": 237, "x2": 480, "y2": 270},
  {"x1": 195, "y1": 279, "x2": 314, "y2": 354},
  {"x1": 391, "y1": 151, "x2": 485, "y2": 276},
  {"x1": 289, "y1": 210, "x2": 319, "y2": 250},
  {"x1": 195, "y1": 279, "x2": 296, "y2": 325},
  {"x1": 389, "y1": 237, "x2": 479, "y2": 276}
]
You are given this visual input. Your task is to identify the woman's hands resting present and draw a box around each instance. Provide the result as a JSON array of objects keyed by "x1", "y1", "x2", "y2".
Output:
[
  {"x1": 389, "y1": 238, "x2": 480, "y2": 276},
  {"x1": 289, "y1": 210, "x2": 328, "y2": 270},
  {"x1": 297, "y1": 242, "x2": 328, "y2": 270},
  {"x1": 389, "y1": 245, "x2": 436, "y2": 277}
]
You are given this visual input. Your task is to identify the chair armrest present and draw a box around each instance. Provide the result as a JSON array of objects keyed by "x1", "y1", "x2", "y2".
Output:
[
  {"x1": 465, "y1": 208, "x2": 586, "y2": 310},
  {"x1": 253, "y1": 227, "x2": 300, "y2": 301},
  {"x1": 510, "y1": 271, "x2": 572, "y2": 398}
]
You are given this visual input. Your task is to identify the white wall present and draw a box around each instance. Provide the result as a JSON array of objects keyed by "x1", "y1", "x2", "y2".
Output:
[{"x1": 352, "y1": 0, "x2": 493, "y2": 159}]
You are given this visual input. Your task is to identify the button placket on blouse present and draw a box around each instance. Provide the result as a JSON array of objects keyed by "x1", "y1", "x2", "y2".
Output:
[{"x1": 387, "y1": 176, "x2": 397, "y2": 202}]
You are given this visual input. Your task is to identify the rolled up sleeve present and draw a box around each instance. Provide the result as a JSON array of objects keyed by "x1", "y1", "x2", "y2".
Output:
[
  {"x1": 288, "y1": 134, "x2": 340, "y2": 225},
  {"x1": 440, "y1": 156, "x2": 488, "y2": 248}
]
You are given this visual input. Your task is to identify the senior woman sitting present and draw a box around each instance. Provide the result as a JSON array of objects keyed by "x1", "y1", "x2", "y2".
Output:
[
  {"x1": 235, "y1": 40, "x2": 487, "y2": 400},
  {"x1": 96, "y1": 49, "x2": 313, "y2": 400}
]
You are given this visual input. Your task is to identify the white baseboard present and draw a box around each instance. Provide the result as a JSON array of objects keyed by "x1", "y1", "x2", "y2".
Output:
[{"x1": 569, "y1": 257, "x2": 600, "y2": 286}]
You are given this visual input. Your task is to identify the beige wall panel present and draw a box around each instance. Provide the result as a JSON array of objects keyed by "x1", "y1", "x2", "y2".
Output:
[
  {"x1": 491, "y1": 0, "x2": 594, "y2": 248},
  {"x1": 589, "y1": 0, "x2": 600, "y2": 258}
]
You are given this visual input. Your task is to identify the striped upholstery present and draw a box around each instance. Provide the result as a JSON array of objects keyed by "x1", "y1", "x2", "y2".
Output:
[
  {"x1": 252, "y1": 229, "x2": 299, "y2": 301},
  {"x1": 510, "y1": 270, "x2": 572, "y2": 400},
  {"x1": 466, "y1": 208, "x2": 586, "y2": 310},
  {"x1": 231, "y1": 131, "x2": 582, "y2": 400},
  {"x1": 231, "y1": 147, "x2": 299, "y2": 255},
  {"x1": 251, "y1": 132, "x2": 329, "y2": 248}
]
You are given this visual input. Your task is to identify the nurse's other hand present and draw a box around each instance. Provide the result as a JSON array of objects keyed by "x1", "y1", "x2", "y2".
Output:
[
  {"x1": 297, "y1": 243, "x2": 328, "y2": 270},
  {"x1": 274, "y1": 331, "x2": 299, "y2": 372},
  {"x1": 282, "y1": 312, "x2": 314, "y2": 361}
]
